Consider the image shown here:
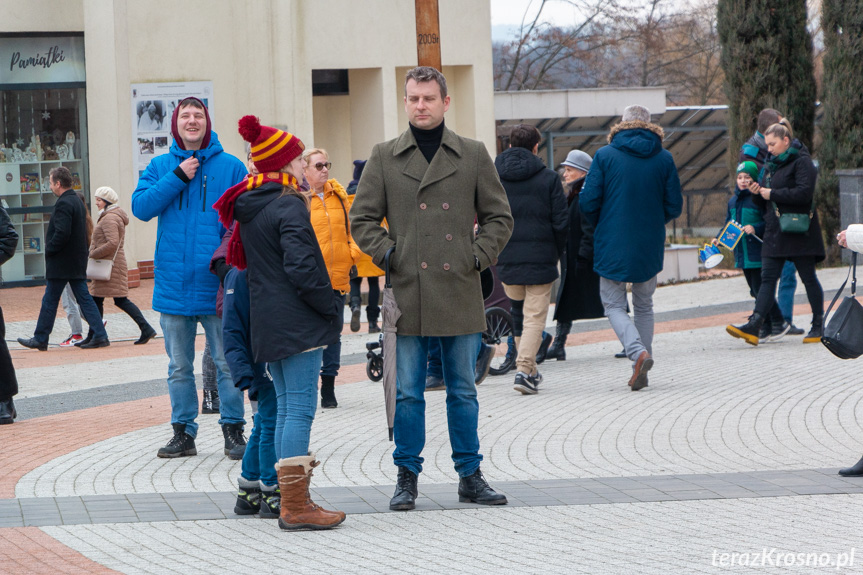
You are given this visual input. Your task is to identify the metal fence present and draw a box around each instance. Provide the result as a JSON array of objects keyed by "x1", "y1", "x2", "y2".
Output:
[{"x1": 667, "y1": 188, "x2": 732, "y2": 239}]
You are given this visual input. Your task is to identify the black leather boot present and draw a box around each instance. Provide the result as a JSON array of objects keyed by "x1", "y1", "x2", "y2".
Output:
[
  {"x1": 0, "y1": 397, "x2": 15, "y2": 424},
  {"x1": 389, "y1": 466, "x2": 418, "y2": 510},
  {"x1": 350, "y1": 297, "x2": 362, "y2": 333},
  {"x1": 534, "y1": 331, "x2": 553, "y2": 364},
  {"x1": 726, "y1": 313, "x2": 764, "y2": 346},
  {"x1": 543, "y1": 322, "x2": 571, "y2": 361},
  {"x1": 803, "y1": 314, "x2": 823, "y2": 344},
  {"x1": 458, "y1": 468, "x2": 508, "y2": 505},
  {"x1": 222, "y1": 423, "x2": 247, "y2": 460},
  {"x1": 839, "y1": 455, "x2": 863, "y2": 477},
  {"x1": 157, "y1": 423, "x2": 197, "y2": 458},
  {"x1": 320, "y1": 375, "x2": 338, "y2": 408}
]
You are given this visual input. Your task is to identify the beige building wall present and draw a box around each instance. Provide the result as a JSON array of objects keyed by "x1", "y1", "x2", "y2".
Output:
[{"x1": 1, "y1": 0, "x2": 495, "y2": 268}]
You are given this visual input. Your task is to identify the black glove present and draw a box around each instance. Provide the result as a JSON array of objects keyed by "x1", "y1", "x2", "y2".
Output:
[{"x1": 212, "y1": 258, "x2": 232, "y2": 285}]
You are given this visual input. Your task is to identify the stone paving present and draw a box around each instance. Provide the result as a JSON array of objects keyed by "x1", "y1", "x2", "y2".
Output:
[{"x1": 3, "y1": 269, "x2": 863, "y2": 574}]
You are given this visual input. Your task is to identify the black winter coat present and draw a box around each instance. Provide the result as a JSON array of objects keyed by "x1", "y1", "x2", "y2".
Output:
[
  {"x1": 494, "y1": 147, "x2": 568, "y2": 285},
  {"x1": 755, "y1": 142, "x2": 825, "y2": 262},
  {"x1": 0, "y1": 205, "x2": 17, "y2": 268},
  {"x1": 555, "y1": 178, "x2": 604, "y2": 322},
  {"x1": 45, "y1": 188, "x2": 89, "y2": 280},
  {"x1": 233, "y1": 182, "x2": 342, "y2": 363}
]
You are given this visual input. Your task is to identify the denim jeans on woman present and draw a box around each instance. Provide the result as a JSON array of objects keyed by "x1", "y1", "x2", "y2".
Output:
[
  {"x1": 159, "y1": 313, "x2": 245, "y2": 437},
  {"x1": 240, "y1": 383, "x2": 277, "y2": 486},
  {"x1": 268, "y1": 348, "x2": 324, "y2": 459},
  {"x1": 320, "y1": 291, "x2": 344, "y2": 378},
  {"x1": 393, "y1": 333, "x2": 483, "y2": 477}
]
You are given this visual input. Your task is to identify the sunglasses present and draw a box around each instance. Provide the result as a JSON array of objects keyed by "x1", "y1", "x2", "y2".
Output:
[{"x1": 312, "y1": 162, "x2": 332, "y2": 171}]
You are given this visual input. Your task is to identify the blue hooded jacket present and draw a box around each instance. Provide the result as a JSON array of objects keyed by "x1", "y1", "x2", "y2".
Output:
[
  {"x1": 222, "y1": 267, "x2": 273, "y2": 401},
  {"x1": 579, "y1": 121, "x2": 682, "y2": 283},
  {"x1": 132, "y1": 129, "x2": 247, "y2": 315}
]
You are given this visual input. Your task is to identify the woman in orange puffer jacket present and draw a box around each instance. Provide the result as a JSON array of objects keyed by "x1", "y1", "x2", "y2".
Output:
[{"x1": 303, "y1": 148, "x2": 362, "y2": 409}]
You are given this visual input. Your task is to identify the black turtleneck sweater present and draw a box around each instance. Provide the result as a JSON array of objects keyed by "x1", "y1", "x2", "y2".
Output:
[{"x1": 410, "y1": 121, "x2": 445, "y2": 164}]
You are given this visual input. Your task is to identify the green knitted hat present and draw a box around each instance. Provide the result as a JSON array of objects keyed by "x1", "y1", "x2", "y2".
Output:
[{"x1": 736, "y1": 161, "x2": 759, "y2": 182}]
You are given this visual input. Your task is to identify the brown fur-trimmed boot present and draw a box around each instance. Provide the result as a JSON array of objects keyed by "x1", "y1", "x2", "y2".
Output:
[{"x1": 276, "y1": 454, "x2": 346, "y2": 530}]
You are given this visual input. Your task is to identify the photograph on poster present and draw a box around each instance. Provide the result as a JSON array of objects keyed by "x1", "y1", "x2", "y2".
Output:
[
  {"x1": 130, "y1": 81, "x2": 213, "y2": 183},
  {"x1": 136, "y1": 100, "x2": 165, "y2": 132},
  {"x1": 138, "y1": 138, "x2": 154, "y2": 155}
]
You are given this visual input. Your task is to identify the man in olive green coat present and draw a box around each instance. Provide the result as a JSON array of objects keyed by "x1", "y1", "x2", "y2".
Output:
[{"x1": 351, "y1": 66, "x2": 513, "y2": 512}]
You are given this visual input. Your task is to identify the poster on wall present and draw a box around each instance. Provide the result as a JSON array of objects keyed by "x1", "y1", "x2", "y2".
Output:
[{"x1": 130, "y1": 81, "x2": 212, "y2": 183}]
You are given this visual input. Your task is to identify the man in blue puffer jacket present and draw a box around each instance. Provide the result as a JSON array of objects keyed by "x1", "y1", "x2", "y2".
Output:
[
  {"x1": 580, "y1": 104, "x2": 682, "y2": 392},
  {"x1": 132, "y1": 97, "x2": 248, "y2": 458}
]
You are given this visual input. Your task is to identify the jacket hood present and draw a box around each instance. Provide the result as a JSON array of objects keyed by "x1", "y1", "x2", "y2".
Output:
[
  {"x1": 99, "y1": 205, "x2": 129, "y2": 225},
  {"x1": 494, "y1": 147, "x2": 547, "y2": 181},
  {"x1": 326, "y1": 178, "x2": 349, "y2": 201},
  {"x1": 170, "y1": 97, "x2": 212, "y2": 150},
  {"x1": 233, "y1": 182, "x2": 283, "y2": 224},
  {"x1": 607, "y1": 120, "x2": 665, "y2": 158}
]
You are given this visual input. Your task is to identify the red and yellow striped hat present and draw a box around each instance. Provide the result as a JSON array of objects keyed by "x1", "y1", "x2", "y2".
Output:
[{"x1": 237, "y1": 115, "x2": 304, "y2": 173}]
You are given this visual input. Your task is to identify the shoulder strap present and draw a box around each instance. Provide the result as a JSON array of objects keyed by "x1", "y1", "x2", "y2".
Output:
[
  {"x1": 334, "y1": 193, "x2": 350, "y2": 238},
  {"x1": 825, "y1": 252, "x2": 857, "y2": 319}
]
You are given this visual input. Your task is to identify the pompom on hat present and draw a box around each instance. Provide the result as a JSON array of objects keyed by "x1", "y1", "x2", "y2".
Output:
[
  {"x1": 238, "y1": 115, "x2": 304, "y2": 173},
  {"x1": 94, "y1": 186, "x2": 119, "y2": 205}
]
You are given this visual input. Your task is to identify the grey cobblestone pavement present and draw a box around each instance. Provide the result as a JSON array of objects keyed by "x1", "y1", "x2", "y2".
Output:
[{"x1": 5, "y1": 268, "x2": 863, "y2": 574}]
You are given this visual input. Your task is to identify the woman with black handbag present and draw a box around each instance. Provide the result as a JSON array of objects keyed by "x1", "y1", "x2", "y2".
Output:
[{"x1": 726, "y1": 121, "x2": 825, "y2": 346}]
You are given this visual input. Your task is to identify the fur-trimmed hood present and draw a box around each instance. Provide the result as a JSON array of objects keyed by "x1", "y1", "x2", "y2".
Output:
[{"x1": 607, "y1": 120, "x2": 665, "y2": 159}]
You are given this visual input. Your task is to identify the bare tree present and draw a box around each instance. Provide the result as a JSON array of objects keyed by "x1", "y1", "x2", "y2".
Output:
[{"x1": 493, "y1": 0, "x2": 620, "y2": 91}]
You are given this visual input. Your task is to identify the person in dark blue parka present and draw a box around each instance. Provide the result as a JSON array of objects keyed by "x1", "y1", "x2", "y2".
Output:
[{"x1": 580, "y1": 105, "x2": 682, "y2": 391}]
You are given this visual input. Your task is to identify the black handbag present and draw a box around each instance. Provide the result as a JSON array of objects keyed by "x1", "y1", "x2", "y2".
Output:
[{"x1": 822, "y1": 253, "x2": 863, "y2": 359}]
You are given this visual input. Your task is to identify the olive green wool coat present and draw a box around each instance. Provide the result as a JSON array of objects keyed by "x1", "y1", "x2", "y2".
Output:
[{"x1": 350, "y1": 127, "x2": 513, "y2": 336}]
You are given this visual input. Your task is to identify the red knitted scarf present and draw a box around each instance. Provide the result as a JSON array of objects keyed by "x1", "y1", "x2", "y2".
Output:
[{"x1": 213, "y1": 172, "x2": 299, "y2": 270}]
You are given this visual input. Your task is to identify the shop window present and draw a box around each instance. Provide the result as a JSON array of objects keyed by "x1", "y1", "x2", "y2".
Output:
[{"x1": 0, "y1": 33, "x2": 88, "y2": 285}]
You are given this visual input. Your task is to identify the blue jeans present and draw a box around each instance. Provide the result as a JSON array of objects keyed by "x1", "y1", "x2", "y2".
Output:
[
  {"x1": 321, "y1": 291, "x2": 344, "y2": 378},
  {"x1": 268, "y1": 348, "x2": 324, "y2": 459},
  {"x1": 159, "y1": 313, "x2": 245, "y2": 437},
  {"x1": 777, "y1": 260, "x2": 797, "y2": 323},
  {"x1": 394, "y1": 333, "x2": 483, "y2": 477},
  {"x1": 240, "y1": 383, "x2": 277, "y2": 486},
  {"x1": 34, "y1": 279, "x2": 107, "y2": 344}
]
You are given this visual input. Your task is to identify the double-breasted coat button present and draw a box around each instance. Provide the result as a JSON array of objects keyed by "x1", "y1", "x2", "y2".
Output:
[
  {"x1": 421, "y1": 262, "x2": 428, "y2": 269},
  {"x1": 442, "y1": 202, "x2": 450, "y2": 210},
  {"x1": 443, "y1": 263, "x2": 451, "y2": 270},
  {"x1": 445, "y1": 234, "x2": 453, "y2": 241},
  {"x1": 420, "y1": 203, "x2": 427, "y2": 210}
]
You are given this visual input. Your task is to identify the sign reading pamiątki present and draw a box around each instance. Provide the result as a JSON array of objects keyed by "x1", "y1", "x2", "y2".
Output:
[{"x1": 0, "y1": 35, "x2": 86, "y2": 86}]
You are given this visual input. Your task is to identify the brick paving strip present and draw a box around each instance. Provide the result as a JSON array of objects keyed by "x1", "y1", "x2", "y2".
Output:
[
  {"x1": 0, "y1": 468, "x2": 859, "y2": 528},
  {"x1": 0, "y1": 527, "x2": 121, "y2": 574}
]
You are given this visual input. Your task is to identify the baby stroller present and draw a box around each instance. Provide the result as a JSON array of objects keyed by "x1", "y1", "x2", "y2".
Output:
[{"x1": 365, "y1": 265, "x2": 515, "y2": 382}]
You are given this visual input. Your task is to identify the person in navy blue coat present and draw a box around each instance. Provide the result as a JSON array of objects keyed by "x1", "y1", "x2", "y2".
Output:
[
  {"x1": 221, "y1": 265, "x2": 280, "y2": 519},
  {"x1": 132, "y1": 97, "x2": 248, "y2": 459},
  {"x1": 580, "y1": 105, "x2": 682, "y2": 391}
]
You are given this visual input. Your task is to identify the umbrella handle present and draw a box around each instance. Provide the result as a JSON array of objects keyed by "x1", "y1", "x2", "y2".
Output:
[{"x1": 384, "y1": 246, "x2": 395, "y2": 288}]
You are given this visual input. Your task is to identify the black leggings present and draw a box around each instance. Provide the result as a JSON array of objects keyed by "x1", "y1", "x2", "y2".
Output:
[
  {"x1": 91, "y1": 296, "x2": 151, "y2": 331},
  {"x1": 0, "y1": 305, "x2": 18, "y2": 400},
  {"x1": 743, "y1": 268, "x2": 783, "y2": 326},
  {"x1": 754, "y1": 256, "x2": 823, "y2": 320}
]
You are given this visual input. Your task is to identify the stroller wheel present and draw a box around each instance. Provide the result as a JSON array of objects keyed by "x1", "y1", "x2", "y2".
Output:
[
  {"x1": 484, "y1": 307, "x2": 515, "y2": 376},
  {"x1": 367, "y1": 354, "x2": 384, "y2": 382}
]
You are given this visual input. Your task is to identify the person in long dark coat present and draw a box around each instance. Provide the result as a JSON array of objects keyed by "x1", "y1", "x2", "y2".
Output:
[
  {"x1": 0, "y1": 204, "x2": 19, "y2": 423},
  {"x1": 545, "y1": 150, "x2": 604, "y2": 361}
]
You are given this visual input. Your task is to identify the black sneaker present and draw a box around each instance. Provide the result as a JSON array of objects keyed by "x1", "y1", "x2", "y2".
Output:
[
  {"x1": 234, "y1": 485, "x2": 262, "y2": 515},
  {"x1": 425, "y1": 374, "x2": 445, "y2": 391},
  {"x1": 767, "y1": 321, "x2": 791, "y2": 342},
  {"x1": 202, "y1": 389, "x2": 220, "y2": 414},
  {"x1": 157, "y1": 423, "x2": 197, "y2": 458},
  {"x1": 259, "y1": 487, "x2": 281, "y2": 518},
  {"x1": 787, "y1": 324, "x2": 805, "y2": 336},
  {"x1": 222, "y1": 423, "x2": 247, "y2": 460},
  {"x1": 513, "y1": 371, "x2": 542, "y2": 395}
]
